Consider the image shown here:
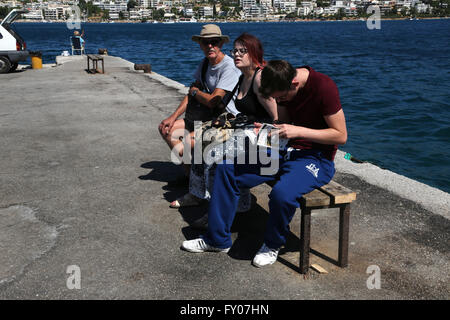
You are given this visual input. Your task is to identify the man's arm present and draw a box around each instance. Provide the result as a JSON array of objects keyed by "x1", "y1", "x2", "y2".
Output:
[
  {"x1": 188, "y1": 86, "x2": 227, "y2": 109},
  {"x1": 170, "y1": 95, "x2": 190, "y2": 119},
  {"x1": 158, "y1": 95, "x2": 189, "y2": 136},
  {"x1": 194, "y1": 60, "x2": 240, "y2": 109},
  {"x1": 273, "y1": 109, "x2": 347, "y2": 145}
]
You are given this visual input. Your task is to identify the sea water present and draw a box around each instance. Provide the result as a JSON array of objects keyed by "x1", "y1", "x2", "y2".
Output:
[{"x1": 13, "y1": 19, "x2": 450, "y2": 192}]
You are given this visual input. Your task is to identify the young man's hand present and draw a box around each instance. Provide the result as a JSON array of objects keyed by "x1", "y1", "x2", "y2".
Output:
[{"x1": 273, "y1": 123, "x2": 300, "y2": 139}]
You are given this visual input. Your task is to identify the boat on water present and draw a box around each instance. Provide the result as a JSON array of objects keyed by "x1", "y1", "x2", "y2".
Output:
[{"x1": 178, "y1": 17, "x2": 197, "y2": 23}]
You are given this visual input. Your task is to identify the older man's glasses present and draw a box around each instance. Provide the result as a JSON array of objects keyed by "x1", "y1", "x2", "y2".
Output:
[
  {"x1": 201, "y1": 38, "x2": 221, "y2": 46},
  {"x1": 230, "y1": 48, "x2": 248, "y2": 56}
]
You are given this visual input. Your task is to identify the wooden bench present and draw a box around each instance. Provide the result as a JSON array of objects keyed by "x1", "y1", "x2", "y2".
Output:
[
  {"x1": 266, "y1": 180, "x2": 357, "y2": 274},
  {"x1": 87, "y1": 54, "x2": 105, "y2": 74}
]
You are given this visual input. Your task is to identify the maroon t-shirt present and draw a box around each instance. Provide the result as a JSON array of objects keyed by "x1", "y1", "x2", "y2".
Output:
[{"x1": 284, "y1": 66, "x2": 342, "y2": 161}]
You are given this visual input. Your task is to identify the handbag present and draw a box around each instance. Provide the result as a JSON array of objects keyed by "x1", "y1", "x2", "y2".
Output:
[
  {"x1": 185, "y1": 58, "x2": 214, "y2": 122},
  {"x1": 185, "y1": 96, "x2": 214, "y2": 122},
  {"x1": 186, "y1": 61, "x2": 243, "y2": 122}
]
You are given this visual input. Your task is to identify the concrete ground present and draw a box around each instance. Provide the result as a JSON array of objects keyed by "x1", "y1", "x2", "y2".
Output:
[{"x1": 0, "y1": 56, "x2": 448, "y2": 300}]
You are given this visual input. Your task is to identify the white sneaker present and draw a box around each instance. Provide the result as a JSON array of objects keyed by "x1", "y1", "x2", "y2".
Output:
[
  {"x1": 252, "y1": 243, "x2": 279, "y2": 267},
  {"x1": 182, "y1": 238, "x2": 230, "y2": 253}
]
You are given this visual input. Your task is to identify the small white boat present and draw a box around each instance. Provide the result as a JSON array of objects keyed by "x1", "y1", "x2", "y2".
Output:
[{"x1": 178, "y1": 17, "x2": 197, "y2": 23}]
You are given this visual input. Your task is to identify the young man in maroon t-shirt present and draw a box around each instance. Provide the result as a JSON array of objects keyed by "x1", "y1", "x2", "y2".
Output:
[{"x1": 181, "y1": 60, "x2": 348, "y2": 268}]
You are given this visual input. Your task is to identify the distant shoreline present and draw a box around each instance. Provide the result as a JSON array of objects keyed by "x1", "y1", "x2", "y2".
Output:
[{"x1": 13, "y1": 16, "x2": 450, "y2": 24}]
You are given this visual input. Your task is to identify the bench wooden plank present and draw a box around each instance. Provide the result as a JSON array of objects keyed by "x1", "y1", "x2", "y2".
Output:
[
  {"x1": 301, "y1": 189, "x2": 330, "y2": 207},
  {"x1": 319, "y1": 181, "x2": 356, "y2": 204},
  {"x1": 263, "y1": 178, "x2": 356, "y2": 274},
  {"x1": 87, "y1": 54, "x2": 103, "y2": 60}
]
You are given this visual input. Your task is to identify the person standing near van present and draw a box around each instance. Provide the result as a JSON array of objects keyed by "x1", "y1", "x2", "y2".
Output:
[{"x1": 158, "y1": 24, "x2": 240, "y2": 183}]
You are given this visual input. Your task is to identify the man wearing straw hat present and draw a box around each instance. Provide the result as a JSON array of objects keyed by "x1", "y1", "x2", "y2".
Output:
[{"x1": 158, "y1": 24, "x2": 240, "y2": 183}]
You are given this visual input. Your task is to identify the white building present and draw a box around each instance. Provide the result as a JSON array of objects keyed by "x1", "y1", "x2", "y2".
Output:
[
  {"x1": 129, "y1": 8, "x2": 152, "y2": 19},
  {"x1": 259, "y1": 0, "x2": 272, "y2": 7},
  {"x1": 198, "y1": 6, "x2": 213, "y2": 17},
  {"x1": 138, "y1": 0, "x2": 150, "y2": 8},
  {"x1": 416, "y1": 2, "x2": 431, "y2": 13},
  {"x1": 23, "y1": 9, "x2": 44, "y2": 20},
  {"x1": 323, "y1": 6, "x2": 338, "y2": 15},
  {"x1": 242, "y1": 4, "x2": 262, "y2": 18},
  {"x1": 43, "y1": 8, "x2": 58, "y2": 20},
  {"x1": 297, "y1": 6, "x2": 312, "y2": 16},
  {"x1": 43, "y1": 4, "x2": 71, "y2": 20},
  {"x1": 95, "y1": 1, "x2": 128, "y2": 15},
  {"x1": 240, "y1": 0, "x2": 256, "y2": 9},
  {"x1": 183, "y1": 7, "x2": 194, "y2": 16},
  {"x1": 273, "y1": 0, "x2": 296, "y2": 13}
]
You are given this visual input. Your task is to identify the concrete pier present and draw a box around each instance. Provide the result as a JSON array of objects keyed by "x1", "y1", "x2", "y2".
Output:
[{"x1": 0, "y1": 56, "x2": 448, "y2": 300}]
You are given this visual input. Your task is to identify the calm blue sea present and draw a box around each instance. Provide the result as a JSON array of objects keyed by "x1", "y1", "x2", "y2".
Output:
[{"x1": 13, "y1": 20, "x2": 450, "y2": 193}]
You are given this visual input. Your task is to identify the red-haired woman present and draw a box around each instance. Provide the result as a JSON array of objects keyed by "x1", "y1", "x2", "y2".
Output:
[
  {"x1": 231, "y1": 32, "x2": 277, "y2": 122},
  {"x1": 170, "y1": 33, "x2": 277, "y2": 224}
]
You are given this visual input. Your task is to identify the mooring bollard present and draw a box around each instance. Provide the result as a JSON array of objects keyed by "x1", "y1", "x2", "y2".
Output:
[
  {"x1": 29, "y1": 51, "x2": 43, "y2": 69},
  {"x1": 134, "y1": 64, "x2": 151, "y2": 73}
]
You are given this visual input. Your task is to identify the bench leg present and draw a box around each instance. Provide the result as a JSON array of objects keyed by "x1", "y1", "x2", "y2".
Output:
[
  {"x1": 300, "y1": 208, "x2": 311, "y2": 274},
  {"x1": 338, "y1": 204, "x2": 350, "y2": 267}
]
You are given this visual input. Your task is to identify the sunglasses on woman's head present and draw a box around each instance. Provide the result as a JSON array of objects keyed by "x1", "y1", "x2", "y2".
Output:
[{"x1": 201, "y1": 38, "x2": 221, "y2": 46}]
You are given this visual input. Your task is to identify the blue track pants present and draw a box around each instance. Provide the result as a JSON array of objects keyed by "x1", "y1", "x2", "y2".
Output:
[{"x1": 202, "y1": 149, "x2": 335, "y2": 249}]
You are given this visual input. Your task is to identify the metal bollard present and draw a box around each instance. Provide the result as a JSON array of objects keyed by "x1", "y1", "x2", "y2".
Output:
[
  {"x1": 134, "y1": 64, "x2": 151, "y2": 73},
  {"x1": 98, "y1": 48, "x2": 108, "y2": 55}
]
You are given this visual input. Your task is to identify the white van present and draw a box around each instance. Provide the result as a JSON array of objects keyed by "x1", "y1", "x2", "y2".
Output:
[{"x1": 0, "y1": 9, "x2": 29, "y2": 73}]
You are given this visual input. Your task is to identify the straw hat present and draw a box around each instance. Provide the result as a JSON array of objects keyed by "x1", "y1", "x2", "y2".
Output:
[
  {"x1": 74, "y1": 31, "x2": 80, "y2": 36},
  {"x1": 192, "y1": 24, "x2": 230, "y2": 44}
]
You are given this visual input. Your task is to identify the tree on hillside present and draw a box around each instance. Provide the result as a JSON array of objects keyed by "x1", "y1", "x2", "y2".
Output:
[
  {"x1": 335, "y1": 8, "x2": 345, "y2": 19},
  {"x1": 127, "y1": 0, "x2": 137, "y2": 11},
  {"x1": 103, "y1": 9, "x2": 110, "y2": 20},
  {"x1": 78, "y1": 0, "x2": 102, "y2": 17},
  {"x1": 0, "y1": 7, "x2": 10, "y2": 19},
  {"x1": 152, "y1": 8, "x2": 166, "y2": 21}
]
